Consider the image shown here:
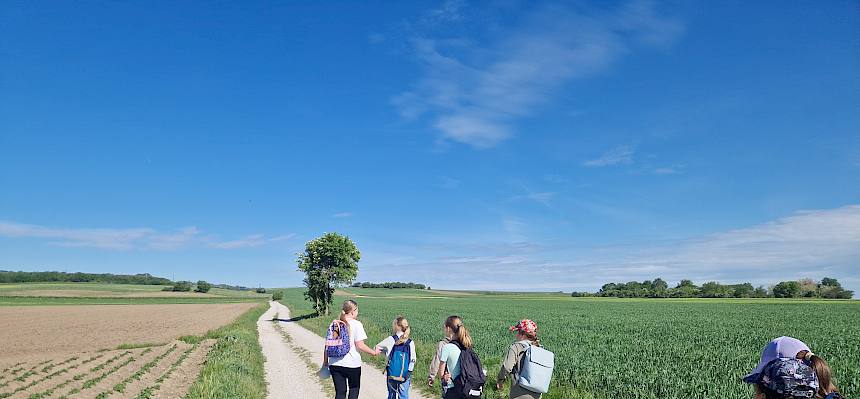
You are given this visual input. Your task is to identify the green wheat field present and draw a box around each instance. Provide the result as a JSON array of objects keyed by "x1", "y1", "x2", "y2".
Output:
[{"x1": 280, "y1": 288, "x2": 860, "y2": 399}]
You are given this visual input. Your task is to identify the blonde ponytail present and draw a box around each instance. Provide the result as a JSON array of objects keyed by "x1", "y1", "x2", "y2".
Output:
[
  {"x1": 394, "y1": 316, "x2": 411, "y2": 345},
  {"x1": 339, "y1": 300, "x2": 357, "y2": 326},
  {"x1": 445, "y1": 315, "x2": 473, "y2": 349}
]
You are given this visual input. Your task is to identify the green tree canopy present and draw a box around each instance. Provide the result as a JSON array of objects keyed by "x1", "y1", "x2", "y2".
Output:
[
  {"x1": 772, "y1": 281, "x2": 802, "y2": 298},
  {"x1": 195, "y1": 280, "x2": 212, "y2": 293},
  {"x1": 297, "y1": 232, "x2": 361, "y2": 316}
]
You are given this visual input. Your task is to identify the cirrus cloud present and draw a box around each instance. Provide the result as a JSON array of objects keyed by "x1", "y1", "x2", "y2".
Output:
[
  {"x1": 0, "y1": 220, "x2": 294, "y2": 251},
  {"x1": 394, "y1": 1, "x2": 684, "y2": 148}
]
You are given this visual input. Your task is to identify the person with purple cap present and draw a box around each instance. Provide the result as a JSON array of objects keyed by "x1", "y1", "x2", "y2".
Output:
[{"x1": 743, "y1": 336, "x2": 842, "y2": 399}]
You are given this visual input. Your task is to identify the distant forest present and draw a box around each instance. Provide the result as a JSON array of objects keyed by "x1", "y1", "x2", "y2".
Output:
[
  {"x1": 0, "y1": 270, "x2": 172, "y2": 285},
  {"x1": 571, "y1": 277, "x2": 854, "y2": 299},
  {"x1": 351, "y1": 281, "x2": 428, "y2": 289}
]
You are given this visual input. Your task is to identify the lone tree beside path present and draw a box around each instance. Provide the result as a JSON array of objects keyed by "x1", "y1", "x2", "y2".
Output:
[{"x1": 297, "y1": 232, "x2": 360, "y2": 316}]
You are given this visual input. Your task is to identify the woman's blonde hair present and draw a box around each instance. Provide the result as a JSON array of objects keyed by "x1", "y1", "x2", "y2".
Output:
[
  {"x1": 339, "y1": 300, "x2": 358, "y2": 325},
  {"x1": 393, "y1": 316, "x2": 411, "y2": 345},
  {"x1": 445, "y1": 315, "x2": 473, "y2": 349}
]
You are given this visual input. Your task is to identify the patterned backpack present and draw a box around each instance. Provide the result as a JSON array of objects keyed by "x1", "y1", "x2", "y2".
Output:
[
  {"x1": 760, "y1": 359, "x2": 818, "y2": 398},
  {"x1": 325, "y1": 320, "x2": 351, "y2": 358}
]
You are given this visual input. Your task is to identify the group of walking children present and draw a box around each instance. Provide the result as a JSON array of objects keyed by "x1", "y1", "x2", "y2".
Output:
[
  {"x1": 323, "y1": 300, "x2": 554, "y2": 399},
  {"x1": 323, "y1": 300, "x2": 845, "y2": 399}
]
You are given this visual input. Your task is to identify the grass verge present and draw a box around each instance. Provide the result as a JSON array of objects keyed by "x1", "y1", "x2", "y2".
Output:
[{"x1": 184, "y1": 303, "x2": 268, "y2": 399}]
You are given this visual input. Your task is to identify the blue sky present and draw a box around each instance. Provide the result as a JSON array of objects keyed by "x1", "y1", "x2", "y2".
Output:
[{"x1": 1, "y1": 1, "x2": 859, "y2": 292}]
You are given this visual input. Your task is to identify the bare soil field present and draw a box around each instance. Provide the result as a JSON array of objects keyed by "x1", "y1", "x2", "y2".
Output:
[
  {"x1": 0, "y1": 290, "x2": 220, "y2": 298},
  {"x1": 0, "y1": 303, "x2": 256, "y2": 366},
  {"x1": 0, "y1": 339, "x2": 215, "y2": 399}
]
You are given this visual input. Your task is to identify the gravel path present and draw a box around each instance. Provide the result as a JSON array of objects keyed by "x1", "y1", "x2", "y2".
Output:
[
  {"x1": 258, "y1": 302, "x2": 327, "y2": 399},
  {"x1": 262, "y1": 301, "x2": 434, "y2": 399}
]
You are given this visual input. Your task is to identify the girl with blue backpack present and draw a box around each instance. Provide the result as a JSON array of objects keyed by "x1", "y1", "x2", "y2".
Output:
[
  {"x1": 743, "y1": 336, "x2": 842, "y2": 399},
  {"x1": 496, "y1": 319, "x2": 553, "y2": 399},
  {"x1": 323, "y1": 300, "x2": 381, "y2": 399},
  {"x1": 375, "y1": 316, "x2": 417, "y2": 399}
]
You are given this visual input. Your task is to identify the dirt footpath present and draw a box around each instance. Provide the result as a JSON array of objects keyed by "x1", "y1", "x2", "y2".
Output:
[
  {"x1": 258, "y1": 302, "x2": 327, "y2": 399},
  {"x1": 0, "y1": 303, "x2": 257, "y2": 366},
  {"x1": 264, "y1": 301, "x2": 433, "y2": 399}
]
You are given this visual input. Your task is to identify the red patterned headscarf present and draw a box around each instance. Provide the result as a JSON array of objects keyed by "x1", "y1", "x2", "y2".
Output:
[{"x1": 509, "y1": 319, "x2": 538, "y2": 335}]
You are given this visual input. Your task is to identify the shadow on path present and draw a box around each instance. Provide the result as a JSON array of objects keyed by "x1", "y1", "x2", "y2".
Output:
[{"x1": 272, "y1": 313, "x2": 317, "y2": 323}]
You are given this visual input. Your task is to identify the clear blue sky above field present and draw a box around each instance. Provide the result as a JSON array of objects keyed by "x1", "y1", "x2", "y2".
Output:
[{"x1": 1, "y1": 1, "x2": 858, "y2": 292}]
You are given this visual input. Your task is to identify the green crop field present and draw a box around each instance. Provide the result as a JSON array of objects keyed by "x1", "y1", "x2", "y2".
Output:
[{"x1": 280, "y1": 288, "x2": 860, "y2": 399}]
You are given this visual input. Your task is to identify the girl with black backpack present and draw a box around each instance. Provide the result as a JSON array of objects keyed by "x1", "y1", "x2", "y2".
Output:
[
  {"x1": 743, "y1": 336, "x2": 843, "y2": 399},
  {"x1": 436, "y1": 316, "x2": 485, "y2": 399}
]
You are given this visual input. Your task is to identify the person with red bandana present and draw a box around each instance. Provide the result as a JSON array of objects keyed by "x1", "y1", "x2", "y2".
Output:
[{"x1": 496, "y1": 319, "x2": 544, "y2": 399}]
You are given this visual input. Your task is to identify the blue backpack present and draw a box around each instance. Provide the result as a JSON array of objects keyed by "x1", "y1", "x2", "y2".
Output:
[
  {"x1": 386, "y1": 336, "x2": 412, "y2": 382},
  {"x1": 516, "y1": 343, "x2": 554, "y2": 394},
  {"x1": 325, "y1": 320, "x2": 351, "y2": 358}
]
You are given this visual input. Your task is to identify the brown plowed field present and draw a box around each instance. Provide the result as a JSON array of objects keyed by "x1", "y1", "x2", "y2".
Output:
[
  {"x1": 0, "y1": 303, "x2": 256, "y2": 366},
  {"x1": 0, "y1": 340, "x2": 215, "y2": 399},
  {"x1": 0, "y1": 290, "x2": 218, "y2": 298}
]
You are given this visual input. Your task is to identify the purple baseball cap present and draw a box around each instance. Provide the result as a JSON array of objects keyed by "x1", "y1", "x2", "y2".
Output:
[{"x1": 744, "y1": 336, "x2": 811, "y2": 384}]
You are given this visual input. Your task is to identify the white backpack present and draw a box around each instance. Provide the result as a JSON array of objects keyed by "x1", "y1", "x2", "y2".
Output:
[{"x1": 516, "y1": 343, "x2": 554, "y2": 394}]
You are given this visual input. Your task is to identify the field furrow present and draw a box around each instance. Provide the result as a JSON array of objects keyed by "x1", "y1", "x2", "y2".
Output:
[
  {"x1": 70, "y1": 346, "x2": 171, "y2": 399},
  {"x1": 150, "y1": 340, "x2": 214, "y2": 399},
  {"x1": 1, "y1": 356, "x2": 86, "y2": 398},
  {"x1": 5, "y1": 353, "x2": 107, "y2": 399},
  {"x1": 51, "y1": 350, "x2": 141, "y2": 399},
  {"x1": 105, "y1": 342, "x2": 194, "y2": 399},
  {"x1": 96, "y1": 342, "x2": 187, "y2": 399},
  {"x1": 12, "y1": 353, "x2": 107, "y2": 399}
]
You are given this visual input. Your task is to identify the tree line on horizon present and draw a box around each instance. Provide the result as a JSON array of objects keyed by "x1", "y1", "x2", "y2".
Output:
[
  {"x1": 350, "y1": 281, "x2": 428, "y2": 289},
  {"x1": 0, "y1": 270, "x2": 172, "y2": 285},
  {"x1": 571, "y1": 277, "x2": 854, "y2": 299},
  {"x1": 0, "y1": 270, "x2": 257, "y2": 293}
]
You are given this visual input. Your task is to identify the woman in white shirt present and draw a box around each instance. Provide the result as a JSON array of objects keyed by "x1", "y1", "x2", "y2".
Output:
[{"x1": 323, "y1": 300, "x2": 381, "y2": 399}]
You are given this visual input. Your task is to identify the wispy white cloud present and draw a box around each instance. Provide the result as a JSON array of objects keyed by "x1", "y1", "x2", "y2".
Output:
[
  {"x1": 519, "y1": 192, "x2": 556, "y2": 205},
  {"x1": 332, "y1": 212, "x2": 354, "y2": 218},
  {"x1": 358, "y1": 204, "x2": 860, "y2": 293},
  {"x1": 206, "y1": 234, "x2": 295, "y2": 249},
  {"x1": 425, "y1": 0, "x2": 465, "y2": 23},
  {"x1": 652, "y1": 167, "x2": 679, "y2": 174},
  {"x1": 395, "y1": 1, "x2": 684, "y2": 148},
  {"x1": 0, "y1": 221, "x2": 294, "y2": 251},
  {"x1": 583, "y1": 145, "x2": 635, "y2": 167}
]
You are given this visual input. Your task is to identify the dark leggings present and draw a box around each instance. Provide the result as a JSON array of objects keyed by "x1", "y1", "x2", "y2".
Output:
[{"x1": 330, "y1": 365, "x2": 361, "y2": 399}]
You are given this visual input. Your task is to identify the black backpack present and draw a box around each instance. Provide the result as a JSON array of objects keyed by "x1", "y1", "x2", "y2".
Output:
[{"x1": 452, "y1": 341, "x2": 485, "y2": 398}]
